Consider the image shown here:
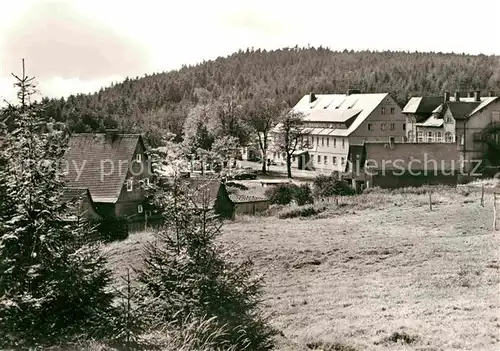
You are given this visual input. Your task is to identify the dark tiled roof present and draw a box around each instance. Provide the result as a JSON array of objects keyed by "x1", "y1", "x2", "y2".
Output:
[
  {"x1": 63, "y1": 133, "x2": 142, "y2": 203},
  {"x1": 403, "y1": 96, "x2": 443, "y2": 115},
  {"x1": 364, "y1": 143, "x2": 459, "y2": 171},
  {"x1": 445, "y1": 101, "x2": 481, "y2": 120},
  {"x1": 229, "y1": 194, "x2": 268, "y2": 203},
  {"x1": 61, "y1": 187, "x2": 91, "y2": 204},
  {"x1": 184, "y1": 177, "x2": 224, "y2": 209}
]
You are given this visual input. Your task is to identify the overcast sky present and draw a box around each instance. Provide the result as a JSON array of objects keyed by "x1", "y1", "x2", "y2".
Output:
[{"x1": 1, "y1": 0, "x2": 500, "y2": 105}]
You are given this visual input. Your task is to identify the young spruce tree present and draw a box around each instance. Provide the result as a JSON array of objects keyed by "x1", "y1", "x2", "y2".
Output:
[
  {"x1": 0, "y1": 61, "x2": 115, "y2": 347},
  {"x1": 137, "y1": 149, "x2": 276, "y2": 350}
]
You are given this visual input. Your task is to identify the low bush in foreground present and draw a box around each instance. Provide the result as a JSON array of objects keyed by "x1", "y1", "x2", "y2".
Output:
[
  {"x1": 265, "y1": 183, "x2": 314, "y2": 206},
  {"x1": 313, "y1": 174, "x2": 355, "y2": 198},
  {"x1": 278, "y1": 204, "x2": 325, "y2": 219}
]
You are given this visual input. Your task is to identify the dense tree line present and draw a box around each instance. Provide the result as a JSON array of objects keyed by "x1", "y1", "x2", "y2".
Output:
[{"x1": 38, "y1": 47, "x2": 500, "y2": 145}]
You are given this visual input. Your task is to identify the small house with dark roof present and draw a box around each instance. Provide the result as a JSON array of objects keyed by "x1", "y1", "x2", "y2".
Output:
[
  {"x1": 61, "y1": 187, "x2": 101, "y2": 220},
  {"x1": 348, "y1": 142, "x2": 459, "y2": 189},
  {"x1": 63, "y1": 130, "x2": 152, "y2": 223},
  {"x1": 183, "y1": 177, "x2": 235, "y2": 219}
]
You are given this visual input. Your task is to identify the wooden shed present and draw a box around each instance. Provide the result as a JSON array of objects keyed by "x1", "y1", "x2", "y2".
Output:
[{"x1": 228, "y1": 194, "x2": 270, "y2": 216}]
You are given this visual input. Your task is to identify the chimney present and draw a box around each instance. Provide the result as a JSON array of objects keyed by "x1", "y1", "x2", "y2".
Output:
[
  {"x1": 444, "y1": 91, "x2": 450, "y2": 103},
  {"x1": 454, "y1": 91, "x2": 460, "y2": 102},
  {"x1": 474, "y1": 90, "x2": 481, "y2": 102},
  {"x1": 347, "y1": 89, "x2": 361, "y2": 96},
  {"x1": 105, "y1": 128, "x2": 119, "y2": 142},
  {"x1": 309, "y1": 92, "x2": 317, "y2": 103}
]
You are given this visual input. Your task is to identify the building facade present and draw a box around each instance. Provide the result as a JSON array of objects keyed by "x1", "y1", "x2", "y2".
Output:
[
  {"x1": 64, "y1": 130, "x2": 152, "y2": 221},
  {"x1": 269, "y1": 91, "x2": 406, "y2": 173}
]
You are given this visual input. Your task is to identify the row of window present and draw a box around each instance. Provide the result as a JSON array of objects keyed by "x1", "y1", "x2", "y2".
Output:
[
  {"x1": 309, "y1": 154, "x2": 345, "y2": 166},
  {"x1": 303, "y1": 136, "x2": 346, "y2": 148},
  {"x1": 407, "y1": 131, "x2": 455, "y2": 143},
  {"x1": 381, "y1": 107, "x2": 396, "y2": 115},
  {"x1": 367, "y1": 122, "x2": 405, "y2": 131}
]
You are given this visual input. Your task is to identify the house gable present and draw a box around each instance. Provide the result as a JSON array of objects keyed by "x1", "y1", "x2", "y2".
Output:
[{"x1": 63, "y1": 133, "x2": 142, "y2": 204}]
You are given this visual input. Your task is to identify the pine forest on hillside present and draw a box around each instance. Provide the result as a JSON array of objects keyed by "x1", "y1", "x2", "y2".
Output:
[{"x1": 15, "y1": 47, "x2": 500, "y2": 145}]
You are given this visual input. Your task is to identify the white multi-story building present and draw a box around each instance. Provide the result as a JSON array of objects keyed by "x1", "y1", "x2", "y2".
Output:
[{"x1": 269, "y1": 90, "x2": 406, "y2": 172}]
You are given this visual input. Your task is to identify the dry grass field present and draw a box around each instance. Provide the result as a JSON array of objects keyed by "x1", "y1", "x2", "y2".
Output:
[{"x1": 103, "y1": 186, "x2": 500, "y2": 350}]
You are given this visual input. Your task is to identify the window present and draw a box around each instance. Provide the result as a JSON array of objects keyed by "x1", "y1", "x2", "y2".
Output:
[
  {"x1": 324, "y1": 156, "x2": 328, "y2": 164},
  {"x1": 444, "y1": 114, "x2": 453, "y2": 123},
  {"x1": 316, "y1": 137, "x2": 319, "y2": 145},
  {"x1": 390, "y1": 108, "x2": 395, "y2": 114},
  {"x1": 273, "y1": 152, "x2": 277, "y2": 159},
  {"x1": 417, "y1": 131, "x2": 424, "y2": 142},
  {"x1": 445, "y1": 132, "x2": 454, "y2": 143},
  {"x1": 341, "y1": 157, "x2": 345, "y2": 165},
  {"x1": 317, "y1": 155, "x2": 321, "y2": 163},
  {"x1": 368, "y1": 123, "x2": 373, "y2": 131},
  {"x1": 427, "y1": 131, "x2": 433, "y2": 142},
  {"x1": 137, "y1": 205, "x2": 143, "y2": 214},
  {"x1": 143, "y1": 178, "x2": 150, "y2": 186},
  {"x1": 403, "y1": 123, "x2": 406, "y2": 131},
  {"x1": 311, "y1": 137, "x2": 314, "y2": 146},
  {"x1": 381, "y1": 107, "x2": 386, "y2": 115},
  {"x1": 126, "y1": 179, "x2": 133, "y2": 192},
  {"x1": 136, "y1": 154, "x2": 142, "y2": 162},
  {"x1": 333, "y1": 138, "x2": 337, "y2": 147},
  {"x1": 332, "y1": 156, "x2": 337, "y2": 164},
  {"x1": 310, "y1": 154, "x2": 314, "y2": 162},
  {"x1": 460, "y1": 134, "x2": 465, "y2": 145},
  {"x1": 435, "y1": 132, "x2": 442, "y2": 142},
  {"x1": 390, "y1": 123, "x2": 395, "y2": 131},
  {"x1": 342, "y1": 139, "x2": 345, "y2": 148},
  {"x1": 408, "y1": 130, "x2": 414, "y2": 142},
  {"x1": 292, "y1": 155, "x2": 296, "y2": 162},
  {"x1": 381, "y1": 123, "x2": 386, "y2": 131},
  {"x1": 326, "y1": 138, "x2": 329, "y2": 147},
  {"x1": 321, "y1": 137, "x2": 324, "y2": 146}
]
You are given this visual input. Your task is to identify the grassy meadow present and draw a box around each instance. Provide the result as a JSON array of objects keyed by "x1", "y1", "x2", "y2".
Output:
[{"x1": 103, "y1": 185, "x2": 500, "y2": 350}]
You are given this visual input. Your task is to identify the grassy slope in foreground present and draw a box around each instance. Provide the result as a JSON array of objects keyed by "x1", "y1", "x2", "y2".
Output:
[{"x1": 104, "y1": 188, "x2": 500, "y2": 350}]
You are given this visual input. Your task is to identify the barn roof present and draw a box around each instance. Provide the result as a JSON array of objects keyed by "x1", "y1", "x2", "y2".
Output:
[
  {"x1": 229, "y1": 194, "x2": 268, "y2": 203},
  {"x1": 63, "y1": 133, "x2": 143, "y2": 203}
]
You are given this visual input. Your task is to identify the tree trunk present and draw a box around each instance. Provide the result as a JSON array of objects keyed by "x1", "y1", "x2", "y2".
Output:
[{"x1": 286, "y1": 152, "x2": 293, "y2": 178}]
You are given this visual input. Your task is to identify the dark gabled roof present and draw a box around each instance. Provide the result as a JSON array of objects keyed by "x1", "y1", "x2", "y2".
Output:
[
  {"x1": 184, "y1": 177, "x2": 224, "y2": 209},
  {"x1": 61, "y1": 187, "x2": 92, "y2": 204},
  {"x1": 403, "y1": 96, "x2": 443, "y2": 115},
  {"x1": 364, "y1": 143, "x2": 459, "y2": 171},
  {"x1": 63, "y1": 133, "x2": 142, "y2": 203},
  {"x1": 445, "y1": 101, "x2": 482, "y2": 120}
]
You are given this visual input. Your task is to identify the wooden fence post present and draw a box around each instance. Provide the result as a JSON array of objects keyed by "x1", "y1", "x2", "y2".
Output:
[
  {"x1": 481, "y1": 184, "x2": 485, "y2": 207},
  {"x1": 494, "y1": 193, "x2": 498, "y2": 231},
  {"x1": 429, "y1": 190, "x2": 432, "y2": 211}
]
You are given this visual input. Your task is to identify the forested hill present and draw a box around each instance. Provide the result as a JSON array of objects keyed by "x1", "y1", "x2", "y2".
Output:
[{"x1": 39, "y1": 47, "x2": 500, "y2": 144}]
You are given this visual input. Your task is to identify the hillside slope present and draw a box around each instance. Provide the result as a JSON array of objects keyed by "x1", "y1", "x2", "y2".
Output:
[{"x1": 40, "y1": 47, "x2": 500, "y2": 141}]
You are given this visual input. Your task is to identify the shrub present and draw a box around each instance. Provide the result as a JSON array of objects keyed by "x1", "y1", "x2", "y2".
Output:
[
  {"x1": 91, "y1": 216, "x2": 129, "y2": 242},
  {"x1": 313, "y1": 174, "x2": 355, "y2": 198},
  {"x1": 265, "y1": 183, "x2": 300, "y2": 205},
  {"x1": 278, "y1": 204, "x2": 323, "y2": 219},
  {"x1": 295, "y1": 184, "x2": 314, "y2": 206}
]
